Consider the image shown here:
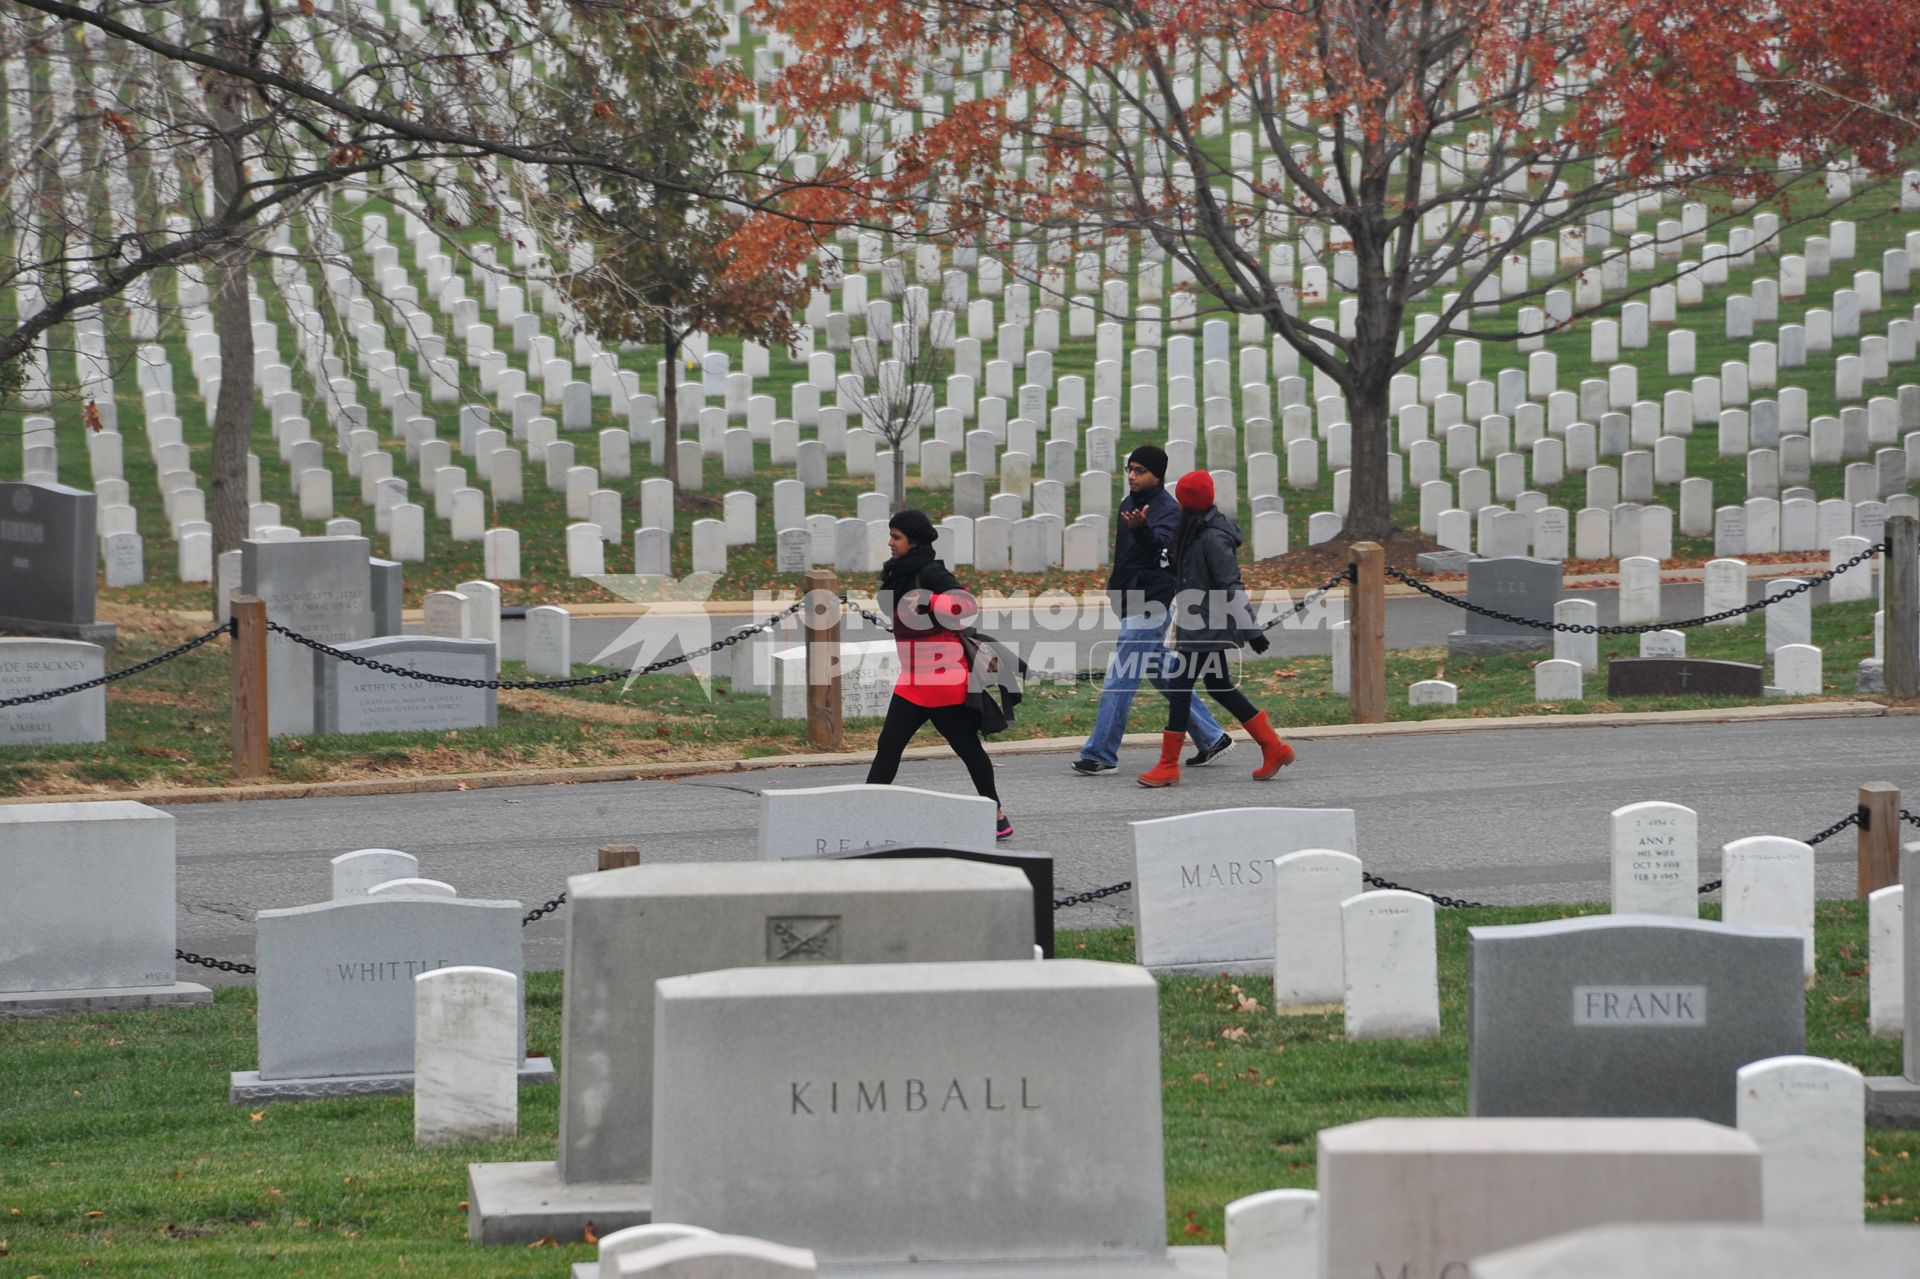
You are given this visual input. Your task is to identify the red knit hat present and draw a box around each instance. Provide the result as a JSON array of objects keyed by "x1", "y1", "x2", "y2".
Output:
[{"x1": 1174, "y1": 470, "x2": 1215, "y2": 510}]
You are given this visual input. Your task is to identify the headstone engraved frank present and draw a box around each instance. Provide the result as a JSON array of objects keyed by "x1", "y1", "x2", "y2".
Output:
[
  {"x1": 1468, "y1": 915, "x2": 1804, "y2": 1124},
  {"x1": 241, "y1": 536, "x2": 374, "y2": 736},
  {"x1": 1447, "y1": 556, "x2": 1561, "y2": 655},
  {"x1": 0, "y1": 481, "x2": 114, "y2": 642}
]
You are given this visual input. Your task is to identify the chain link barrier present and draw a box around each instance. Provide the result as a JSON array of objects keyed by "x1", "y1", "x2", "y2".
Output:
[
  {"x1": 1361, "y1": 870, "x2": 1491, "y2": 910},
  {"x1": 522, "y1": 892, "x2": 568, "y2": 926},
  {"x1": 176, "y1": 948, "x2": 255, "y2": 974},
  {"x1": 1383, "y1": 540, "x2": 1884, "y2": 636},
  {"x1": 1052, "y1": 880, "x2": 1133, "y2": 910},
  {"x1": 0, "y1": 619, "x2": 235, "y2": 710},
  {"x1": 1904, "y1": 809, "x2": 1920, "y2": 830}
]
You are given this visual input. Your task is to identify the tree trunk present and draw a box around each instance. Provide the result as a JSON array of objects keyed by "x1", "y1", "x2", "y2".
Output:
[
  {"x1": 891, "y1": 426, "x2": 908, "y2": 509},
  {"x1": 205, "y1": 44, "x2": 254, "y2": 561},
  {"x1": 661, "y1": 328, "x2": 680, "y2": 490},
  {"x1": 1344, "y1": 379, "x2": 1395, "y2": 540}
]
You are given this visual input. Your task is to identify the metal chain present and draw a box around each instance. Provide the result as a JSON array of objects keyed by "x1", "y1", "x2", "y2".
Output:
[
  {"x1": 176, "y1": 948, "x2": 255, "y2": 974},
  {"x1": 0, "y1": 620, "x2": 234, "y2": 709},
  {"x1": 1903, "y1": 809, "x2": 1920, "y2": 830},
  {"x1": 1262, "y1": 566, "x2": 1358, "y2": 632},
  {"x1": 1361, "y1": 869, "x2": 1491, "y2": 910},
  {"x1": 1382, "y1": 541, "x2": 1883, "y2": 635},
  {"x1": 522, "y1": 893, "x2": 568, "y2": 925},
  {"x1": 1052, "y1": 880, "x2": 1133, "y2": 910},
  {"x1": 268, "y1": 598, "x2": 810, "y2": 691}
]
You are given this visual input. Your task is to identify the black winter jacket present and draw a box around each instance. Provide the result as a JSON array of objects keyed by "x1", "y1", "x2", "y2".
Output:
[
  {"x1": 1104, "y1": 483, "x2": 1180, "y2": 616},
  {"x1": 1169, "y1": 506, "x2": 1260, "y2": 649}
]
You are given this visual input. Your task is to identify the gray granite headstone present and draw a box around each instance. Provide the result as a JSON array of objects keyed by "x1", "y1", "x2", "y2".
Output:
[
  {"x1": 1469, "y1": 915, "x2": 1804, "y2": 1125},
  {"x1": 1607, "y1": 658, "x2": 1765, "y2": 698},
  {"x1": 253, "y1": 895, "x2": 524, "y2": 1079},
  {"x1": 368, "y1": 558, "x2": 404, "y2": 636},
  {"x1": 0, "y1": 481, "x2": 114, "y2": 642},
  {"x1": 241, "y1": 536, "x2": 374, "y2": 735},
  {"x1": 312, "y1": 636, "x2": 497, "y2": 734},
  {"x1": 1448, "y1": 556, "x2": 1560, "y2": 655},
  {"x1": 0, "y1": 637, "x2": 106, "y2": 744}
]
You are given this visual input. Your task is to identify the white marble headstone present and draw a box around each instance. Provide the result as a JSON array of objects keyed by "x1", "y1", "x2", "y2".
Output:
[
  {"x1": 1722, "y1": 836, "x2": 1816, "y2": 980},
  {"x1": 1341, "y1": 890, "x2": 1441, "y2": 1040},
  {"x1": 414, "y1": 965, "x2": 519, "y2": 1146},
  {"x1": 1272, "y1": 850, "x2": 1363, "y2": 1010},
  {"x1": 331, "y1": 849, "x2": 420, "y2": 899},
  {"x1": 1610, "y1": 802, "x2": 1699, "y2": 918},
  {"x1": 1735, "y1": 1055, "x2": 1864, "y2": 1224}
]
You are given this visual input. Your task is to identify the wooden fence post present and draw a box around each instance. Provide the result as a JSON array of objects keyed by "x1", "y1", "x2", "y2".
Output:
[
  {"x1": 229, "y1": 595, "x2": 269, "y2": 780},
  {"x1": 1885, "y1": 514, "x2": 1918, "y2": 702},
  {"x1": 1858, "y1": 781, "x2": 1901, "y2": 896},
  {"x1": 1349, "y1": 542, "x2": 1387, "y2": 724},
  {"x1": 597, "y1": 843, "x2": 640, "y2": 871},
  {"x1": 804, "y1": 569, "x2": 844, "y2": 751}
]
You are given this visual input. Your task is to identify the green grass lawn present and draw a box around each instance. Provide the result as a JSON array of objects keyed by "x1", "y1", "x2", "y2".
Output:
[
  {"x1": 1, "y1": 904, "x2": 1913, "y2": 1279},
  {"x1": 0, "y1": 595, "x2": 1885, "y2": 795}
]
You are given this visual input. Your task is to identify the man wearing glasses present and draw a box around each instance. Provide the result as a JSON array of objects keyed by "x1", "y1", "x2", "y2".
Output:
[{"x1": 1070, "y1": 445, "x2": 1232, "y2": 775}]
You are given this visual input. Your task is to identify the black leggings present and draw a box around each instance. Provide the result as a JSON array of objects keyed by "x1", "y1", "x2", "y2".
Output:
[
  {"x1": 1163, "y1": 648, "x2": 1259, "y2": 734},
  {"x1": 866, "y1": 694, "x2": 1000, "y2": 803}
]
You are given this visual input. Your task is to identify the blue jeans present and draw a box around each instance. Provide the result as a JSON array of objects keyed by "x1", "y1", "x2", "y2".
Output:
[{"x1": 1077, "y1": 612, "x2": 1225, "y2": 767}]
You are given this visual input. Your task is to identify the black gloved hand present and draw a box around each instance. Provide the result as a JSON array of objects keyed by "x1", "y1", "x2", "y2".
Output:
[{"x1": 1247, "y1": 633, "x2": 1271, "y2": 655}]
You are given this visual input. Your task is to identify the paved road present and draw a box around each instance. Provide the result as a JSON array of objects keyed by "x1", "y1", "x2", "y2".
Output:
[
  {"x1": 169, "y1": 713, "x2": 1917, "y2": 985},
  {"x1": 495, "y1": 576, "x2": 1846, "y2": 677}
]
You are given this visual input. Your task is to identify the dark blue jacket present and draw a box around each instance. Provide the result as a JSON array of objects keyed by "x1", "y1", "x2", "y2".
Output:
[{"x1": 1105, "y1": 482, "x2": 1180, "y2": 616}]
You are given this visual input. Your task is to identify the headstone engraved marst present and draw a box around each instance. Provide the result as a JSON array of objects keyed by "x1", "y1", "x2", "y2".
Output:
[
  {"x1": 466, "y1": 859, "x2": 1034, "y2": 1245},
  {"x1": 241, "y1": 536, "x2": 374, "y2": 736},
  {"x1": 312, "y1": 636, "x2": 498, "y2": 733},
  {"x1": 0, "y1": 801, "x2": 211, "y2": 1014},
  {"x1": 1447, "y1": 556, "x2": 1561, "y2": 656},
  {"x1": 650, "y1": 960, "x2": 1216, "y2": 1273},
  {"x1": 231, "y1": 894, "x2": 551, "y2": 1102},
  {"x1": 1130, "y1": 807, "x2": 1358, "y2": 972},
  {"x1": 0, "y1": 637, "x2": 106, "y2": 745},
  {"x1": 1319, "y1": 1118, "x2": 1761, "y2": 1279},
  {"x1": 756, "y1": 783, "x2": 997, "y2": 857},
  {"x1": 0, "y1": 481, "x2": 115, "y2": 642},
  {"x1": 1468, "y1": 915, "x2": 1805, "y2": 1124},
  {"x1": 1607, "y1": 658, "x2": 1765, "y2": 698}
]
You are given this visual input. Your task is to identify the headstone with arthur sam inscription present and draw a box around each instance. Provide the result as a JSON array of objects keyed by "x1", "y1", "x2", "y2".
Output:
[
  {"x1": 0, "y1": 481, "x2": 115, "y2": 642},
  {"x1": 311, "y1": 635, "x2": 497, "y2": 734}
]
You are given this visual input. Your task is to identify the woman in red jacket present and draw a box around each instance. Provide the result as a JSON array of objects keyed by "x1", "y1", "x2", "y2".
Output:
[{"x1": 864, "y1": 509, "x2": 1012, "y2": 840}]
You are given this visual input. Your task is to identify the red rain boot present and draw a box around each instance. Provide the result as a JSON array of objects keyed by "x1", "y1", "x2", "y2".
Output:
[
  {"x1": 1136, "y1": 731, "x2": 1185, "y2": 788},
  {"x1": 1244, "y1": 711, "x2": 1295, "y2": 780}
]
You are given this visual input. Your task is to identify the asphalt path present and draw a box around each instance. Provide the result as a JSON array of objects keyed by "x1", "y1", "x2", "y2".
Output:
[{"x1": 168, "y1": 712, "x2": 1918, "y2": 986}]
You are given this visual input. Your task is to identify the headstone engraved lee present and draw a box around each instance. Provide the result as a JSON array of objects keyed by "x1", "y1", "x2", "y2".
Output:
[
  {"x1": 1130, "y1": 807, "x2": 1358, "y2": 971},
  {"x1": 241, "y1": 536, "x2": 374, "y2": 736},
  {"x1": 756, "y1": 783, "x2": 998, "y2": 857},
  {"x1": 1610, "y1": 802, "x2": 1699, "y2": 918},
  {"x1": 0, "y1": 481, "x2": 115, "y2": 642},
  {"x1": 1448, "y1": 556, "x2": 1561, "y2": 655},
  {"x1": 312, "y1": 636, "x2": 498, "y2": 733},
  {"x1": 467, "y1": 860, "x2": 1033, "y2": 1245},
  {"x1": 650, "y1": 961, "x2": 1185, "y2": 1270},
  {"x1": 0, "y1": 801, "x2": 211, "y2": 1014},
  {"x1": 1468, "y1": 915, "x2": 1805, "y2": 1124},
  {"x1": 0, "y1": 637, "x2": 106, "y2": 745},
  {"x1": 1319, "y1": 1118, "x2": 1762, "y2": 1279}
]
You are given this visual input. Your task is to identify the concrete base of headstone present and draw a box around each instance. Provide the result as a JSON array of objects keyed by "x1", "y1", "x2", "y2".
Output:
[
  {"x1": 566, "y1": 1254, "x2": 1228, "y2": 1279},
  {"x1": 1466, "y1": 1223, "x2": 1920, "y2": 1279},
  {"x1": 1446, "y1": 631, "x2": 1550, "y2": 656},
  {"x1": 0, "y1": 612, "x2": 117, "y2": 643},
  {"x1": 0, "y1": 980, "x2": 212, "y2": 1019},
  {"x1": 1862, "y1": 1076, "x2": 1920, "y2": 1127},
  {"x1": 1856, "y1": 658, "x2": 1884, "y2": 694},
  {"x1": 467, "y1": 1159, "x2": 651, "y2": 1245},
  {"x1": 229, "y1": 1055, "x2": 552, "y2": 1104},
  {"x1": 1416, "y1": 550, "x2": 1473, "y2": 574}
]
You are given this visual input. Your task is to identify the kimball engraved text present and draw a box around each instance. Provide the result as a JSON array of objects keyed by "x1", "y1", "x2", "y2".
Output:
[{"x1": 789, "y1": 1076, "x2": 1040, "y2": 1115}]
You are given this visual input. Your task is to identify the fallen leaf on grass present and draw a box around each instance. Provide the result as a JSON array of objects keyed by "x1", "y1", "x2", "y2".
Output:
[
  {"x1": 85, "y1": 1211, "x2": 104, "y2": 1219},
  {"x1": 1220, "y1": 1026, "x2": 1249, "y2": 1042},
  {"x1": 583, "y1": 1221, "x2": 599, "y2": 1244},
  {"x1": 248, "y1": 1112, "x2": 264, "y2": 1123}
]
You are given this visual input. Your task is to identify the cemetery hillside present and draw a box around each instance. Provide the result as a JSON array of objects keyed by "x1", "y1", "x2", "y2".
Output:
[{"x1": 3, "y1": 0, "x2": 1920, "y2": 1274}]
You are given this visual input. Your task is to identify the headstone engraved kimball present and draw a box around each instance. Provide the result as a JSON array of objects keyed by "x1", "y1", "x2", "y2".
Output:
[
  {"x1": 1448, "y1": 556, "x2": 1560, "y2": 655},
  {"x1": 0, "y1": 481, "x2": 115, "y2": 642},
  {"x1": 1319, "y1": 1118, "x2": 1762, "y2": 1279},
  {"x1": 232, "y1": 894, "x2": 548, "y2": 1102},
  {"x1": 242, "y1": 536, "x2": 374, "y2": 736},
  {"x1": 650, "y1": 961, "x2": 1187, "y2": 1271},
  {"x1": 1130, "y1": 807, "x2": 1358, "y2": 972},
  {"x1": 0, "y1": 637, "x2": 106, "y2": 745},
  {"x1": 756, "y1": 783, "x2": 997, "y2": 857},
  {"x1": 0, "y1": 801, "x2": 211, "y2": 1015},
  {"x1": 467, "y1": 860, "x2": 1034, "y2": 1245},
  {"x1": 312, "y1": 636, "x2": 498, "y2": 734},
  {"x1": 1606, "y1": 658, "x2": 1764, "y2": 698},
  {"x1": 1610, "y1": 802, "x2": 1699, "y2": 918},
  {"x1": 1468, "y1": 916, "x2": 1805, "y2": 1124}
]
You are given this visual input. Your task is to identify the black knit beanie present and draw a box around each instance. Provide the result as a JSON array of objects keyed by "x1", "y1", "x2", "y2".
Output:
[
  {"x1": 888, "y1": 509, "x2": 939, "y2": 547},
  {"x1": 1127, "y1": 444, "x2": 1168, "y2": 481}
]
